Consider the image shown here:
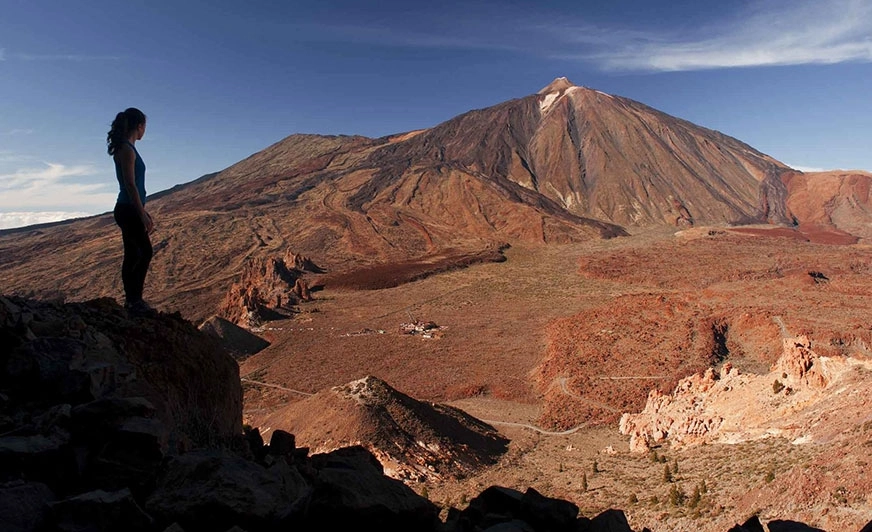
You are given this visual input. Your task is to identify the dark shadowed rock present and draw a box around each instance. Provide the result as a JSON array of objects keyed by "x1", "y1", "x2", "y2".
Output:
[
  {"x1": 589, "y1": 509, "x2": 632, "y2": 532},
  {"x1": 145, "y1": 449, "x2": 309, "y2": 531},
  {"x1": 81, "y1": 416, "x2": 168, "y2": 496},
  {"x1": 305, "y1": 445, "x2": 440, "y2": 531},
  {"x1": 482, "y1": 520, "x2": 536, "y2": 532},
  {"x1": 3, "y1": 337, "x2": 91, "y2": 403},
  {"x1": 0, "y1": 296, "x2": 242, "y2": 501},
  {"x1": 71, "y1": 397, "x2": 156, "y2": 428},
  {"x1": 0, "y1": 431, "x2": 74, "y2": 490},
  {"x1": 50, "y1": 488, "x2": 153, "y2": 532},
  {"x1": 3, "y1": 297, "x2": 242, "y2": 449},
  {"x1": 453, "y1": 485, "x2": 587, "y2": 532},
  {"x1": 457, "y1": 486, "x2": 524, "y2": 530},
  {"x1": 0, "y1": 481, "x2": 55, "y2": 532},
  {"x1": 728, "y1": 515, "x2": 766, "y2": 532},
  {"x1": 767, "y1": 521, "x2": 826, "y2": 532},
  {"x1": 267, "y1": 429, "x2": 295, "y2": 459},
  {"x1": 244, "y1": 425, "x2": 266, "y2": 462},
  {"x1": 519, "y1": 487, "x2": 579, "y2": 531}
]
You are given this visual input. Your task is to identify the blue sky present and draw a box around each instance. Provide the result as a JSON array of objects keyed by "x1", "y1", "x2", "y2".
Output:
[{"x1": 2, "y1": 0, "x2": 871, "y2": 228}]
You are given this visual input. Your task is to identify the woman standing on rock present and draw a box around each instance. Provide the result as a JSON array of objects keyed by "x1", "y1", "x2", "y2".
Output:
[{"x1": 107, "y1": 107, "x2": 155, "y2": 316}]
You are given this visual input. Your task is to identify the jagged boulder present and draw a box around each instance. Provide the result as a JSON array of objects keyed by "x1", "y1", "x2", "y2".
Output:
[
  {"x1": 303, "y1": 445, "x2": 440, "y2": 531},
  {"x1": 293, "y1": 278, "x2": 311, "y2": 302},
  {"x1": 145, "y1": 449, "x2": 310, "y2": 530},
  {"x1": 766, "y1": 520, "x2": 826, "y2": 532},
  {"x1": 0, "y1": 481, "x2": 55, "y2": 532},
  {"x1": 728, "y1": 515, "x2": 765, "y2": 532},
  {"x1": 285, "y1": 250, "x2": 324, "y2": 273}
]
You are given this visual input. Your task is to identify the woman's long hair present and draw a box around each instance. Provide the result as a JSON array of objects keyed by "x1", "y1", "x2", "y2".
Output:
[{"x1": 107, "y1": 108, "x2": 146, "y2": 155}]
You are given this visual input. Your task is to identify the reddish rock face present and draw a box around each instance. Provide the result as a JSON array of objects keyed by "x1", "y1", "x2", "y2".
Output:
[
  {"x1": 218, "y1": 253, "x2": 311, "y2": 327},
  {"x1": 782, "y1": 170, "x2": 872, "y2": 241}
]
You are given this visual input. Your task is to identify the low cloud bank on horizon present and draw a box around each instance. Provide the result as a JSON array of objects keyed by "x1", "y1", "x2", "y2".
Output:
[
  {"x1": 0, "y1": 161, "x2": 116, "y2": 213},
  {"x1": 0, "y1": 211, "x2": 96, "y2": 230}
]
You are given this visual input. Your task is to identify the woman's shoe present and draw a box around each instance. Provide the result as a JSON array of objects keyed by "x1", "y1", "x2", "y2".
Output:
[{"x1": 125, "y1": 299, "x2": 158, "y2": 317}]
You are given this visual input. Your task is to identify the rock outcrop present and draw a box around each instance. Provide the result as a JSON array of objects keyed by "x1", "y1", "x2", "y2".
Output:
[
  {"x1": 218, "y1": 250, "x2": 320, "y2": 327},
  {"x1": 1, "y1": 295, "x2": 242, "y2": 452},
  {"x1": 619, "y1": 335, "x2": 872, "y2": 452}
]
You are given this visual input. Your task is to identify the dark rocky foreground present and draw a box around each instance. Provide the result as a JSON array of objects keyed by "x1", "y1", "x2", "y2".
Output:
[{"x1": 2, "y1": 296, "x2": 869, "y2": 532}]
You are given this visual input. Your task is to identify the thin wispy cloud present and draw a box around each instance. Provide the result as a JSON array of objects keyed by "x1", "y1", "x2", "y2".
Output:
[
  {"x1": 291, "y1": 1, "x2": 872, "y2": 72},
  {"x1": 12, "y1": 52, "x2": 122, "y2": 62},
  {"x1": 559, "y1": 0, "x2": 872, "y2": 71},
  {"x1": 0, "y1": 151, "x2": 32, "y2": 163},
  {"x1": 292, "y1": 22, "x2": 525, "y2": 52},
  {"x1": 3, "y1": 129, "x2": 34, "y2": 136},
  {"x1": 0, "y1": 162, "x2": 115, "y2": 211}
]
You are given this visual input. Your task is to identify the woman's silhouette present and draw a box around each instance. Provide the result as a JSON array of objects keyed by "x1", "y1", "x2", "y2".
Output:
[{"x1": 107, "y1": 108, "x2": 155, "y2": 316}]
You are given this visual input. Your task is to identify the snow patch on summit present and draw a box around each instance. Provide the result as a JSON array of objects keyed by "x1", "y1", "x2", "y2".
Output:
[{"x1": 539, "y1": 92, "x2": 560, "y2": 113}]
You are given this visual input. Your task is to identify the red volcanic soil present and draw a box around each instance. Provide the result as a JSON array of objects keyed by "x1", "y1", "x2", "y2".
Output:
[
  {"x1": 730, "y1": 224, "x2": 859, "y2": 245},
  {"x1": 242, "y1": 225, "x2": 872, "y2": 432}
]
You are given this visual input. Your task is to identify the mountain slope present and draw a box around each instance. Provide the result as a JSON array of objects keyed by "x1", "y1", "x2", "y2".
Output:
[{"x1": 359, "y1": 78, "x2": 792, "y2": 227}]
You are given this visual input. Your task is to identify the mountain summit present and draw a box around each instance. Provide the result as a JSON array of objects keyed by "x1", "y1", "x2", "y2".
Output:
[{"x1": 538, "y1": 76, "x2": 576, "y2": 94}]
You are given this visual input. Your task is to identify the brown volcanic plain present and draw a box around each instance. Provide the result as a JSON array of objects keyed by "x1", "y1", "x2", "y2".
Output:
[{"x1": 2, "y1": 79, "x2": 872, "y2": 530}]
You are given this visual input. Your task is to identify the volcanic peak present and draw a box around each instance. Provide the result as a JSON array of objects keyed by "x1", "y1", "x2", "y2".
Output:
[{"x1": 538, "y1": 76, "x2": 576, "y2": 94}]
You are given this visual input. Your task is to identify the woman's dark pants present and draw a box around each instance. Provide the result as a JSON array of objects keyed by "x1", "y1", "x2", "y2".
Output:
[{"x1": 113, "y1": 203, "x2": 152, "y2": 304}]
